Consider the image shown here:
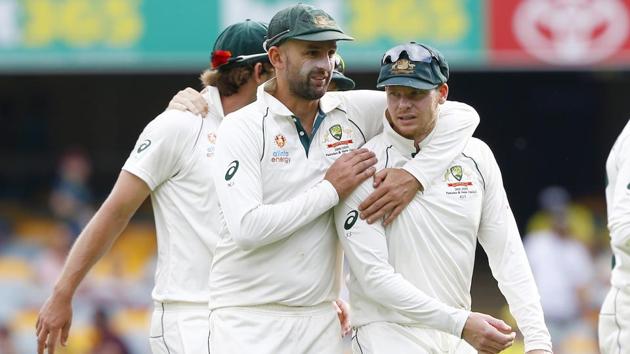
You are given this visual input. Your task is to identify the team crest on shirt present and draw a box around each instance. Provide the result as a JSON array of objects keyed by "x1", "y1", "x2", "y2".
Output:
[
  {"x1": 443, "y1": 164, "x2": 478, "y2": 199},
  {"x1": 321, "y1": 124, "x2": 354, "y2": 158},
  {"x1": 207, "y1": 132, "x2": 217, "y2": 157},
  {"x1": 271, "y1": 133, "x2": 291, "y2": 164},
  {"x1": 450, "y1": 165, "x2": 463, "y2": 181},
  {"x1": 329, "y1": 124, "x2": 343, "y2": 141}
]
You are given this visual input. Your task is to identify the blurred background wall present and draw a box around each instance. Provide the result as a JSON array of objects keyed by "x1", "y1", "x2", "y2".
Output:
[{"x1": 1, "y1": 0, "x2": 629, "y2": 353}]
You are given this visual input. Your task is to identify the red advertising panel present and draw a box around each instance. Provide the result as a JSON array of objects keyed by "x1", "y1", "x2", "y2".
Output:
[{"x1": 489, "y1": 0, "x2": 630, "y2": 68}]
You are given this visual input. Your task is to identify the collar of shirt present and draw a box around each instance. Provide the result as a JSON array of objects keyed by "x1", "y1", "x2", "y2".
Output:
[
  {"x1": 204, "y1": 85, "x2": 226, "y2": 119},
  {"x1": 382, "y1": 105, "x2": 440, "y2": 159}
]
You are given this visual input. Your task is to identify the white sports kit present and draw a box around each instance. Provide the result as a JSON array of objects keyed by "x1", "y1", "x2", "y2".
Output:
[
  {"x1": 600, "y1": 119, "x2": 630, "y2": 354},
  {"x1": 334, "y1": 119, "x2": 552, "y2": 353},
  {"x1": 123, "y1": 87, "x2": 225, "y2": 354},
  {"x1": 209, "y1": 80, "x2": 479, "y2": 354}
]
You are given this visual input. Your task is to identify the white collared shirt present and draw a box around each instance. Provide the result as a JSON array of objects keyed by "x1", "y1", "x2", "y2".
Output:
[
  {"x1": 334, "y1": 118, "x2": 552, "y2": 352},
  {"x1": 122, "y1": 86, "x2": 224, "y2": 303},
  {"x1": 209, "y1": 80, "x2": 480, "y2": 309},
  {"x1": 606, "y1": 118, "x2": 630, "y2": 288}
]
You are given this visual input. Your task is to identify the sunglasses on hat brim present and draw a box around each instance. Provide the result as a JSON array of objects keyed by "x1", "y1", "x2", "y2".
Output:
[{"x1": 381, "y1": 42, "x2": 437, "y2": 65}]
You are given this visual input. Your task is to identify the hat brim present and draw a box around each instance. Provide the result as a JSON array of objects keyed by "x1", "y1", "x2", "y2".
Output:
[
  {"x1": 376, "y1": 77, "x2": 438, "y2": 90},
  {"x1": 292, "y1": 30, "x2": 354, "y2": 42},
  {"x1": 331, "y1": 72, "x2": 355, "y2": 91}
]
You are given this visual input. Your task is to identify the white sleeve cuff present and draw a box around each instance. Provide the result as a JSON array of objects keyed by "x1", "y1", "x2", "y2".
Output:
[
  {"x1": 452, "y1": 309, "x2": 470, "y2": 337},
  {"x1": 319, "y1": 179, "x2": 340, "y2": 207},
  {"x1": 401, "y1": 165, "x2": 428, "y2": 193}
]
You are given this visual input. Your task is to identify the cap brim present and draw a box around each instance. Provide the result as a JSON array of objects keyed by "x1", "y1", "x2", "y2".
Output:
[
  {"x1": 376, "y1": 77, "x2": 438, "y2": 90},
  {"x1": 331, "y1": 72, "x2": 355, "y2": 91},
  {"x1": 292, "y1": 30, "x2": 354, "y2": 42}
]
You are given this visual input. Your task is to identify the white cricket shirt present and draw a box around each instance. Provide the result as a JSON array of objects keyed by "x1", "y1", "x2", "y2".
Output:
[
  {"x1": 606, "y1": 118, "x2": 630, "y2": 288},
  {"x1": 209, "y1": 80, "x2": 480, "y2": 309},
  {"x1": 334, "y1": 119, "x2": 552, "y2": 352},
  {"x1": 122, "y1": 86, "x2": 224, "y2": 303}
]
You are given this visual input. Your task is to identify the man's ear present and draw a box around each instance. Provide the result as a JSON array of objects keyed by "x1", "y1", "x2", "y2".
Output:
[
  {"x1": 253, "y1": 63, "x2": 266, "y2": 85},
  {"x1": 267, "y1": 46, "x2": 283, "y2": 70},
  {"x1": 438, "y1": 83, "x2": 449, "y2": 104}
]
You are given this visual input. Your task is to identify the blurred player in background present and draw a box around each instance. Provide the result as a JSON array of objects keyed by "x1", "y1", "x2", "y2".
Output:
[
  {"x1": 197, "y1": 3, "x2": 486, "y2": 353},
  {"x1": 328, "y1": 53, "x2": 355, "y2": 92},
  {"x1": 599, "y1": 118, "x2": 630, "y2": 354},
  {"x1": 35, "y1": 20, "x2": 274, "y2": 354},
  {"x1": 334, "y1": 42, "x2": 552, "y2": 354}
]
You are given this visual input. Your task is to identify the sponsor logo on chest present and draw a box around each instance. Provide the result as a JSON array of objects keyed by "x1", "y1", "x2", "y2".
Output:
[
  {"x1": 271, "y1": 134, "x2": 291, "y2": 164},
  {"x1": 321, "y1": 124, "x2": 354, "y2": 157},
  {"x1": 443, "y1": 164, "x2": 478, "y2": 199}
]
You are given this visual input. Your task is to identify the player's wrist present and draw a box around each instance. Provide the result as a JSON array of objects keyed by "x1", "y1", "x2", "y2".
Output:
[
  {"x1": 52, "y1": 283, "x2": 75, "y2": 301},
  {"x1": 400, "y1": 166, "x2": 424, "y2": 192}
]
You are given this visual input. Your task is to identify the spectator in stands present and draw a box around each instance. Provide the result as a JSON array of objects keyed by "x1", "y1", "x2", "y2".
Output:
[
  {"x1": 524, "y1": 186, "x2": 595, "y2": 353},
  {"x1": 0, "y1": 324, "x2": 16, "y2": 354},
  {"x1": 90, "y1": 308, "x2": 129, "y2": 354},
  {"x1": 49, "y1": 149, "x2": 95, "y2": 236}
]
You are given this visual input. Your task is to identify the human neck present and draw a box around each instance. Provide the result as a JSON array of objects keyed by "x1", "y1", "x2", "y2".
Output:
[
  {"x1": 220, "y1": 81, "x2": 257, "y2": 116},
  {"x1": 272, "y1": 79, "x2": 320, "y2": 133},
  {"x1": 413, "y1": 119, "x2": 436, "y2": 147}
]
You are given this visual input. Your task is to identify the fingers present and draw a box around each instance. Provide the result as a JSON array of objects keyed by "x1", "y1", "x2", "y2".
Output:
[
  {"x1": 184, "y1": 88, "x2": 209, "y2": 116},
  {"x1": 483, "y1": 315, "x2": 512, "y2": 333},
  {"x1": 37, "y1": 327, "x2": 47, "y2": 354},
  {"x1": 167, "y1": 87, "x2": 208, "y2": 116},
  {"x1": 383, "y1": 204, "x2": 404, "y2": 226},
  {"x1": 365, "y1": 201, "x2": 396, "y2": 224},
  {"x1": 359, "y1": 187, "x2": 388, "y2": 219},
  {"x1": 46, "y1": 328, "x2": 59, "y2": 354},
  {"x1": 179, "y1": 97, "x2": 203, "y2": 116},
  {"x1": 482, "y1": 328, "x2": 515, "y2": 353},
  {"x1": 167, "y1": 102, "x2": 188, "y2": 112},
  {"x1": 340, "y1": 148, "x2": 369, "y2": 162},
  {"x1": 345, "y1": 151, "x2": 376, "y2": 173},
  {"x1": 60, "y1": 322, "x2": 71, "y2": 346},
  {"x1": 332, "y1": 300, "x2": 341, "y2": 315},
  {"x1": 358, "y1": 185, "x2": 386, "y2": 213},
  {"x1": 353, "y1": 157, "x2": 377, "y2": 176},
  {"x1": 372, "y1": 168, "x2": 389, "y2": 188}
]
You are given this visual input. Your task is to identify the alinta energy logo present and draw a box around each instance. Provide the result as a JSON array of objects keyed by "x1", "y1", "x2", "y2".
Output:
[{"x1": 513, "y1": 0, "x2": 629, "y2": 65}]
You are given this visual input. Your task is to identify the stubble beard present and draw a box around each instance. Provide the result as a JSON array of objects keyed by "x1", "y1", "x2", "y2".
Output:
[{"x1": 287, "y1": 64, "x2": 329, "y2": 100}]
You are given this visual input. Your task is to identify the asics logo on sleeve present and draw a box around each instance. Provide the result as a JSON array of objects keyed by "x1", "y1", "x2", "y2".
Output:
[
  {"x1": 225, "y1": 160, "x2": 240, "y2": 181},
  {"x1": 344, "y1": 210, "x2": 359, "y2": 230},
  {"x1": 137, "y1": 139, "x2": 151, "y2": 153}
]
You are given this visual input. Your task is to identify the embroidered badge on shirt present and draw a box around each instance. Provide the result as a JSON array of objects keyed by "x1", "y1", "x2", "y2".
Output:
[
  {"x1": 443, "y1": 164, "x2": 478, "y2": 199},
  {"x1": 329, "y1": 124, "x2": 343, "y2": 141},
  {"x1": 322, "y1": 125, "x2": 354, "y2": 158},
  {"x1": 271, "y1": 134, "x2": 291, "y2": 164},
  {"x1": 275, "y1": 134, "x2": 287, "y2": 148}
]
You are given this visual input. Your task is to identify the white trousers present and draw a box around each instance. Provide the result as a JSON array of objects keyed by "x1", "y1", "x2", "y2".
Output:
[
  {"x1": 352, "y1": 321, "x2": 475, "y2": 354},
  {"x1": 149, "y1": 301, "x2": 210, "y2": 354},
  {"x1": 208, "y1": 302, "x2": 343, "y2": 354},
  {"x1": 599, "y1": 286, "x2": 630, "y2": 354}
]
